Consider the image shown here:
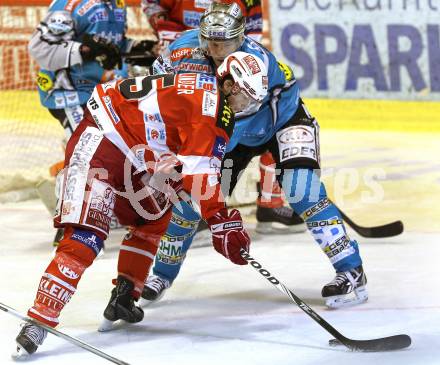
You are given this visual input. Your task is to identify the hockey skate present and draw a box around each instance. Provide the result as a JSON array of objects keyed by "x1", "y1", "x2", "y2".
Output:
[
  {"x1": 12, "y1": 322, "x2": 47, "y2": 359},
  {"x1": 256, "y1": 205, "x2": 306, "y2": 234},
  {"x1": 139, "y1": 275, "x2": 170, "y2": 307},
  {"x1": 255, "y1": 182, "x2": 306, "y2": 234},
  {"x1": 322, "y1": 265, "x2": 368, "y2": 308},
  {"x1": 98, "y1": 276, "x2": 144, "y2": 332}
]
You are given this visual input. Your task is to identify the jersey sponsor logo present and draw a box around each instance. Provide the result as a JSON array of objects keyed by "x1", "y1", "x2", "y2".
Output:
[
  {"x1": 144, "y1": 112, "x2": 163, "y2": 124},
  {"x1": 212, "y1": 136, "x2": 227, "y2": 159},
  {"x1": 55, "y1": 95, "x2": 66, "y2": 108},
  {"x1": 88, "y1": 9, "x2": 109, "y2": 23},
  {"x1": 77, "y1": 0, "x2": 101, "y2": 16},
  {"x1": 147, "y1": 127, "x2": 165, "y2": 141},
  {"x1": 177, "y1": 73, "x2": 197, "y2": 94},
  {"x1": 71, "y1": 229, "x2": 103, "y2": 256},
  {"x1": 134, "y1": 148, "x2": 147, "y2": 171},
  {"x1": 88, "y1": 97, "x2": 100, "y2": 110},
  {"x1": 176, "y1": 62, "x2": 212, "y2": 73},
  {"x1": 216, "y1": 99, "x2": 234, "y2": 136},
  {"x1": 102, "y1": 95, "x2": 120, "y2": 124},
  {"x1": 197, "y1": 74, "x2": 217, "y2": 92},
  {"x1": 278, "y1": 61, "x2": 294, "y2": 81},
  {"x1": 85, "y1": 181, "x2": 115, "y2": 233},
  {"x1": 171, "y1": 47, "x2": 206, "y2": 61},
  {"x1": 37, "y1": 71, "x2": 53, "y2": 92},
  {"x1": 65, "y1": 105, "x2": 84, "y2": 128},
  {"x1": 65, "y1": 91, "x2": 80, "y2": 106},
  {"x1": 202, "y1": 91, "x2": 218, "y2": 117},
  {"x1": 57, "y1": 264, "x2": 80, "y2": 280},
  {"x1": 183, "y1": 11, "x2": 202, "y2": 28},
  {"x1": 170, "y1": 48, "x2": 193, "y2": 61},
  {"x1": 243, "y1": 55, "x2": 261, "y2": 75}
]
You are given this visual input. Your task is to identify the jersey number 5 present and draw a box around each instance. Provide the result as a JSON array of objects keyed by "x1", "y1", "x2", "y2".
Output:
[{"x1": 119, "y1": 74, "x2": 176, "y2": 100}]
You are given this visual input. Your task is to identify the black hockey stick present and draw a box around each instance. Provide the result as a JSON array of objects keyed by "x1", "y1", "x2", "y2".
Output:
[
  {"x1": 240, "y1": 250, "x2": 411, "y2": 352},
  {"x1": 0, "y1": 302, "x2": 130, "y2": 365},
  {"x1": 331, "y1": 201, "x2": 404, "y2": 238}
]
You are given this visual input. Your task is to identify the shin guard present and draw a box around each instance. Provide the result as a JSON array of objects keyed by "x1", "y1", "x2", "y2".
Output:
[{"x1": 28, "y1": 227, "x2": 101, "y2": 327}]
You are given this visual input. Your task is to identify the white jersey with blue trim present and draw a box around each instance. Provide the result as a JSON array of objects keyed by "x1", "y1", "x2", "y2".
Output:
[{"x1": 153, "y1": 29, "x2": 300, "y2": 151}]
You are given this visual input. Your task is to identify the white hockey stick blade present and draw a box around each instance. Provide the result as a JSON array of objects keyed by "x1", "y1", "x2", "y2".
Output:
[{"x1": 0, "y1": 302, "x2": 130, "y2": 365}]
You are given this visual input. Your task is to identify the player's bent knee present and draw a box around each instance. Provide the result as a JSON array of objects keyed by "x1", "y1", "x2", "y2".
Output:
[{"x1": 56, "y1": 226, "x2": 105, "y2": 268}]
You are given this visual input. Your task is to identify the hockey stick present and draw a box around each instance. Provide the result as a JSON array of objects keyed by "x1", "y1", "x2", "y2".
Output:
[
  {"x1": 0, "y1": 302, "x2": 130, "y2": 365},
  {"x1": 331, "y1": 201, "x2": 404, "y2": 238},
  {"x1": 240, "y1": 250, "x2": 411, "y2": 352}
]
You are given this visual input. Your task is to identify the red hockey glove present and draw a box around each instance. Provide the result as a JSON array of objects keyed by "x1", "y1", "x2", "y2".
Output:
[{"x1": 207, "y1": 209, "x2": 250, "y2": 265}]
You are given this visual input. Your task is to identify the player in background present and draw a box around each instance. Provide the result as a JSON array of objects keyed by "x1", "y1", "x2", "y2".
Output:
[
  {"x1": 141, "y1": 0, "x2": 304, "y2": 234},
  {"x1": 140, "y1": 2, "x2": 368, "y2": 310},
  {"x1": 28, "y1": 0, "x2": 160, "y2": 245},
  {"x1": 12, "y1": 51, "x2": 267, "y2": 359}
]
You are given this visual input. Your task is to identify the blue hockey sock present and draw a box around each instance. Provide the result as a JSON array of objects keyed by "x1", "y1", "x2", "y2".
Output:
[{"x1": 282, "y1": 168, "x2": 362, "y2": 272}]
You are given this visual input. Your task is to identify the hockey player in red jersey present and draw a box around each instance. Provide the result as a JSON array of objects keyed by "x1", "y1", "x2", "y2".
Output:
[{"x1": 12, "y1": 51, "x2": 268, "y2": 359}]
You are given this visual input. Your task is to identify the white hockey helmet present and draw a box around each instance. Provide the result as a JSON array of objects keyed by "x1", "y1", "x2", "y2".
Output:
[{"x1": 217, "y1": 51, "x2": 268, "y2": 104}]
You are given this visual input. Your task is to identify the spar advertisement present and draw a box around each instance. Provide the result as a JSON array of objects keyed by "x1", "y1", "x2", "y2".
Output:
[{"x1": 269, "y1": 0, "x2": 440, "y2": 100}]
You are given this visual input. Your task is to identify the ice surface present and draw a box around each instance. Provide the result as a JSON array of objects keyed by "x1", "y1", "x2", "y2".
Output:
[{"x1": 0, "y1": 199, "x2": 439, "y2": 365}]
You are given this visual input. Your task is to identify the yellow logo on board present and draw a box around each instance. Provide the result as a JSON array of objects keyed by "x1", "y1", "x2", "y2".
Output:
[
  {"x1": 116, "y1": 0, "x2": 125, "y2": 8},
  {"x1": 36, "y1": 71, "x2": 53, "y2": 92}
]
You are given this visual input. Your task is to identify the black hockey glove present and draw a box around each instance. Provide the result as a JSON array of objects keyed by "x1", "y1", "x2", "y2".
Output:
[
  {"x1": 130, "y1": 39, "x2": 159, "y2": 55},
  {"x1": 124, "y1": 39, "x2": 159, "y2": 67},
  {"x1": 80, "y1": 33, "x2": 122, "y2": 70}
]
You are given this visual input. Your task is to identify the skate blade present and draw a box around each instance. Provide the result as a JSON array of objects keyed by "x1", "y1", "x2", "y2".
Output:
[
  {"x1": 98, "y1": 318, "x2": 120, "y2": 332},
  {"x1": 11, "y1": 345, "x2": 30, "y2": 361},
  {"x1": 138, "y1": 289, "x2": 167, "y2": 308},
  {"x1": 256, "y1": 222, "x2": 306, "y2": 234},
  {"x1": 325, "y1": 286, "x2": 368, "y2": 309}
]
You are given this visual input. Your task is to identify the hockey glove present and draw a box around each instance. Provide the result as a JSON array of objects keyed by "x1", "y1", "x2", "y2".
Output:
[
  {"x1": 125, "y1": 39, "x2": 159, "y2": 68},
  {"x1": 207, "y1": 209, "x2": 250, "y2": 265},
  {"x1": 80, "y1": 34, "x2": 122, "y2": 70}
]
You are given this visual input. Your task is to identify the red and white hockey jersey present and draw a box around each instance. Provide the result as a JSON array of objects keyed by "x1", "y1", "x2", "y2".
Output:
[{"x1": 87, "y1": 72, "x2": 234, "y2": 219}]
